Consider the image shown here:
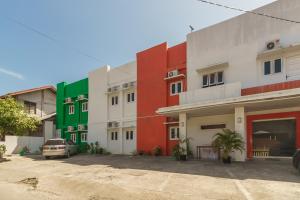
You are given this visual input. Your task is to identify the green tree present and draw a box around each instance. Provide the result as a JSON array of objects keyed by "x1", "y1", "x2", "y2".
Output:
[{"x1": 0, "y1": 97, "x2": 40, "y2": 139}]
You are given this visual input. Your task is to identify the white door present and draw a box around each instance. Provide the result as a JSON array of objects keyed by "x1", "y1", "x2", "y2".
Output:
[
  {"x1": 107, "y1": 130, "x2": 121, "y2": 154},
  {"x1": 122, "y1": 129, "x2": 136, "y2": 155},
  {"x1": 286, "y1": 55, "x2": 300, "y2": 80}
]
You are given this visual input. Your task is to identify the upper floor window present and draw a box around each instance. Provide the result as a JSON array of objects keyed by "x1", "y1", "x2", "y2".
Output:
[
  {"x1": 264, "y1": 58, "x2": 282, "y2": 75},
  {"x1": 69, "y1": 104, "x2": 75, "y2": 115},
  {"x1": 24, "y1": 101, "x2": 36, "y2": 115},
  {"x1": 203, "y1": 71, "x2": 224, "y2": 88},
  {"x1": 170, "y1": 81, "x2": 183, "y2": 96},
  {"x1": 111, "y1": 131, "x2": 118, "y2": 140},
  {"x1": 169, "y1": 127, "x2": 180, "y2": 140},
  {"x1": 126, "y1": 130, "x2": 134, "y2": 140},
  {"x1": 111, "y1": 96, "x2": 118, "y2": 106},
  {"x1": 127, "y1": 92, "x2": 135, "y2": 103},
  {"x1": 82, "y1": 102, "x2": 88, "y2": 112}
]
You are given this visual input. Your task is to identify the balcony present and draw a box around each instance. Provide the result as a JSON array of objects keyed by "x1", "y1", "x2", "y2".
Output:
[{"x1": 179, "y1": 82, "x2": 242, "y2": 105}]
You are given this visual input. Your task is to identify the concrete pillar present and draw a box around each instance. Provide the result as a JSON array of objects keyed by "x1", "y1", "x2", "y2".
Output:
[
  {"x1": 179, "y1": 112, "x2": 187, "y2": 155},
  {"x1": 234, "y1": 107, "x2": 247, "y2": 161}
]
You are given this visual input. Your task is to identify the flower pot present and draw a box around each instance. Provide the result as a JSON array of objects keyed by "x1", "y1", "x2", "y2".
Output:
[
  {"x1": 222, "y1": 156, "x2": 231, "y2": 164},
  {"x1": 180, "y1": 155, "x2": 187, "y2": 161}
]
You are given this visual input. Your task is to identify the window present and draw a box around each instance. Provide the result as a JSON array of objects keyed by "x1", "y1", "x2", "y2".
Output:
[
  {"x1": 71, "y1": 133, "x2": 76, "y2": 143},
  {"x1": 203, "y1": 75, "x2": 209, "y2": 87},
  {"x1": 264, "y1": 59, "x2": 282, "y2": 75},
  {"x1": 81, "y1": 133, "x2": 87, "y2": 142},
  {"x1": 201, "y1": 124, "x2": 226, "y2": 130},
  {"x1": 24, "y1": 101, "x2": 36, "y2": 114},
  {"x1": 69, "y1": 105, "x2": 75, "y2": 115},
  {"x1": 202, "y1": 71, "x2": 224, "y2": 88},
  {"x1": 170, "y1": 81, "x2": 183, "y2": 95},
  {"x1": 127, "y1": 92, "x2": 135, "y2": 103},
  {"x1": 112, "y1": 96, "x2": 118, "y2": 106},
  {"x1": 169, "y1": 127, "x2": 180, "y2": 140},
  {"x1": 82, "y1": 102, "x2": 88, "y2": 112},
  {"x1": 126, "y1": 130, "x2": 134, "y2": 140},
  {"x1": 111, "y1": 131, "x2": 118, "y2": 140}
]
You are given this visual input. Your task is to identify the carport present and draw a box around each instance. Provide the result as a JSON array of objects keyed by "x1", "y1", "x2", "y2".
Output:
[{"x1": 157, "y1": 88, "x2": 300, "y2": 161}]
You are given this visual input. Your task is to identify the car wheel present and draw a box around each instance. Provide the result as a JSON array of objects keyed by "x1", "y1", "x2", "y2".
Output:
[{"x1": 45, "y1": 156, "x2": 50, "y2": 160}]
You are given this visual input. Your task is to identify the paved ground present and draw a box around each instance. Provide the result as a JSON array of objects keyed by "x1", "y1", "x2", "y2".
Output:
[{"x1": 0, "y1": 155, "x2": 299, "y2": 200}]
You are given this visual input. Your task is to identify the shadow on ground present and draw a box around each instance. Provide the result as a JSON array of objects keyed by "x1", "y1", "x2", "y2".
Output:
[{"x1": 25, "y1": 154, "x2": 300, "y2": 183}]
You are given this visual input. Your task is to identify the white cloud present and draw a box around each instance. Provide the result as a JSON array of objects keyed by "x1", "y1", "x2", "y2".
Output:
[{"x1": 0, "y1": 67, "x2": 25, "y2": 80}]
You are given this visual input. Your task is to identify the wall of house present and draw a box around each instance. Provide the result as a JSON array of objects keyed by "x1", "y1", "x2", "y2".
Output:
[
  {"x1": 56, "y1": 78, "x2": 88, "y2": 150},
  {"x1": 187, "y1": 0, "x2": 300, "y2": 93},
  {"x1": 88, "y1": 62, "x2": 137, "y2": 154},
  {"x1": 16, "y1": 90, "x2": 56, "y2": 117},
  {"x1": 187, "y1": 114, "x2": 235, "y2": 159},
  {"x1": 137, "y1": 42, "x2": 187, "y2": 155}
]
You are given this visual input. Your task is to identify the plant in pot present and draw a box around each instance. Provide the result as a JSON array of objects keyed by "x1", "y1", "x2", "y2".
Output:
[
  {"x1": 0, "y1": 144, "x2": 6, "y2": 159},
  {"x1": 212, "y1": 129, "x2": 244, "y2": 164},
  {"x1": 152, "y1": 146, "x2": 162, "y2": 156}
]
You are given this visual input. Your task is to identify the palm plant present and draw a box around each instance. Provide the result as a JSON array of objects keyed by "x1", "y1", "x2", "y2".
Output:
[{"x1": 212, "y1": 129, "x2": 244, "y2": 163}]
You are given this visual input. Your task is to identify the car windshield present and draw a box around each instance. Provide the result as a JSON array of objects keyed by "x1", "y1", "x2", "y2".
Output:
[{"x1": 45, "y1": 140, "x2": 65, "y2": 145}]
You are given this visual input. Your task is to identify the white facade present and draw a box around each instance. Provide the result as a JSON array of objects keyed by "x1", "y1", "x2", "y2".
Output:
[
  {"x1": 158, "y1": 0, "x2": 300, "y2": 161},
  {"x1": 88, "y1": 61, "x2": 137, "y2": 154}
]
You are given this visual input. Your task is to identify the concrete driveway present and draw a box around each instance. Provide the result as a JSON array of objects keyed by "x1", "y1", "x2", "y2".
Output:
[{"x1": 0, "y1": 155, "x2": 299, "y2": 200}]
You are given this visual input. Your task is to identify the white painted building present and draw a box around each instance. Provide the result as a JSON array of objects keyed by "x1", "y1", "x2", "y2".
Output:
[
  {"x1": 88, "y1": 61, "x2": 137, "y2": 154},
  {"x1": 158, "y1": 0, "x2": 300, "y2": 161}
]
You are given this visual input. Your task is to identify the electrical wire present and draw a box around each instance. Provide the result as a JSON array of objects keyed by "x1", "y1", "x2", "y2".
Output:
[{"x1": 197, "y1": 0, "x2": 300, "y2": 24}]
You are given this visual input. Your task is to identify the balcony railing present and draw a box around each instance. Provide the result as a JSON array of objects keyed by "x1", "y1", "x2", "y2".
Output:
[{"x1": 179, "y1": 82, "x2": 241, "y2": 104}]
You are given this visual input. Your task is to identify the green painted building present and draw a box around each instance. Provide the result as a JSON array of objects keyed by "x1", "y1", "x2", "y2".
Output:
[{"x1": 56, "y1": 78, "x2": 89, "y2": 151}]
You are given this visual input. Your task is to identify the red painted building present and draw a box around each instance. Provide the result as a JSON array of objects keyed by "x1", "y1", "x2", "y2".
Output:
[{"x1": 136, "y1": 42, "x2": 186, "y2": 155}]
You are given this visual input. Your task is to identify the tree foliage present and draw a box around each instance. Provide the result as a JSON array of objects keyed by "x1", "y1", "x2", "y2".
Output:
[{"x1": 0, "y1": 97, "x2": 40, "y2": 138}]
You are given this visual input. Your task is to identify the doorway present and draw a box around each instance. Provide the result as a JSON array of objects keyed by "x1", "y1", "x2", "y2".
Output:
[{"x1": 253, "y1": 119, "x2": 296, "y2": 157}]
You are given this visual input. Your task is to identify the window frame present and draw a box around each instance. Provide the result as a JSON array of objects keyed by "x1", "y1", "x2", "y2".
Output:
[
  {"x1": 24, "y1": 101, "x2": 37, "y2": 115},
  {"x1": 81, "y1": 132, "x2": 87, "y2": 142},
  {"x1": 169, "y1": 126, "x2": 180, "y2": 140},
  {"x1": 125, "y1": 130, "x2": 134, "y2": 140},
  {"x1": 202, "y1": 71, "x2": 224, "y2": 88},
  {"x1": 82, "y1": 102, "x2": 88, "y2": 112},
  {"x1": 111, "y1": 131, "x2": 118, "y2": 141},
  {"x1": 111, "y1": 96, "x2": 119, "y2": 106},
  {"x1": 71, "y1": 133, "x2": 76, "y2": 143},
  {"x1": 263, "y1": 58, "x2": 283, "y2": 76},
  {"x1": 127, "y1": 92, "x2": 135, "y2": 103},
  {"x1": 170, "y1": 81, "x2": 183, "y2": 96},
  {"x1": 69, "y1": 104, "x2": 75, "y2": 115}
]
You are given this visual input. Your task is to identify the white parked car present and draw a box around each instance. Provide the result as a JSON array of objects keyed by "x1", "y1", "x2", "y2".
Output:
[{"x1": 42, "y1": 138, "x2": 78, "y2": 159}]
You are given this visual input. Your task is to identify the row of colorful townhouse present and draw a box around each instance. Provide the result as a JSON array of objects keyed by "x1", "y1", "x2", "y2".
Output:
[{"x1": 56, "y1": 0, "x2": 300, "y2": 161}]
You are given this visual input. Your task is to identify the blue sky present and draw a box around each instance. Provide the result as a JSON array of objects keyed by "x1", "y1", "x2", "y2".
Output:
[{"x1": 0, "y1": 0, "x2": 276, "y2": 95}]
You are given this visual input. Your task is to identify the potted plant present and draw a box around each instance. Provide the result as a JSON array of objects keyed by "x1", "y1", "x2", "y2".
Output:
[
  {"x1": 152, "y1": 146, "x2": 162, "y2": 156},
  {"x1": 0, "y1": 144, "x2": 6, "y2": 159},
  {"x1": 212, "y1": 129, "x2": 244, "y2": 164}
]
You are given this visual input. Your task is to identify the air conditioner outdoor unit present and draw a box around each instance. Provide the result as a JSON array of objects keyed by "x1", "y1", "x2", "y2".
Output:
[
  {"x1": 266, "y1": 39, "x2": 280, "y2": 50},
  {"x1": 108, "y1": 122, "x2": 113, "y2": 128},
  {"x1": 129, "y1": 81, "x2": 135, "y2": 87},
  {"x1": 68, "y1": 126, "x2": 74, "y2": 132},
  {"x1": 167, "y1": 70, "x2": 179, "y2": 78},
  {"x1": 123, "y1": 83, "x2": 129, "y2": 89},
  {"x1": 107, "y1": 87, "x2": 112, "y2": 93},
  {"x1": 112, "y1": 86, "x2": 119, "y2": 92},
  {"x1": 65, "y1": 97, "x2": 73, "y2": 104},
  {"x1": 113, "y1": 122, "x2": 119, "y2": 128},
  {"x1": 78, "y1": 124, "x2": 86, "y2": 131},
  {"x1": 78, "y1": 95, "x2": 85, "y2": 101}
]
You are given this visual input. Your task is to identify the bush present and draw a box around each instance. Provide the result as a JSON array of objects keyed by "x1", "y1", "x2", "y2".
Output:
[
  {"x1": 172, "y1": 144, "x2": 184, "y2": 160},
  {"x1": 0, "y1": 144, "x2": 6, "y2": 158},
  {"x1": 152, "y1": 146, "x2": 162, "y2": 156}
]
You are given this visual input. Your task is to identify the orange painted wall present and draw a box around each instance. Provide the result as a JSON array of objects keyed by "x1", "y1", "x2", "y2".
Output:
[{"x1": 137, "y1": 42, "x2": 187, "y2": 155}]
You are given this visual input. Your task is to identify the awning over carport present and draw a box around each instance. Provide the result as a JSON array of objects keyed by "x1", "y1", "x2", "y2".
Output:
[{"x1": 157, "y1": 88, "x2": 300, "y2": 117}]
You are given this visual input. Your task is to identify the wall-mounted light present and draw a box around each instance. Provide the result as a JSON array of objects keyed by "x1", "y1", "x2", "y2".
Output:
[{"x1": 237, "y1": 117, "x2": 242, "y2": 124}]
